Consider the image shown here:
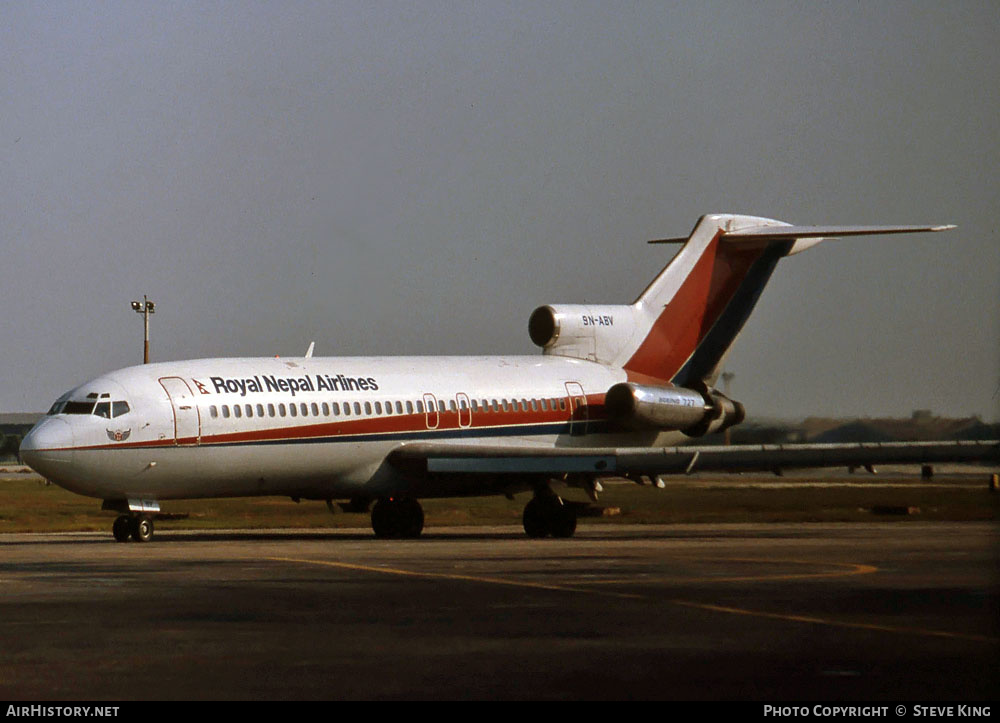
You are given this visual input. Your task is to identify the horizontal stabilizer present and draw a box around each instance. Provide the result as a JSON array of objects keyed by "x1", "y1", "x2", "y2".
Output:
[
  {"x1": 650, "y1": 224, "x2": 955, "y2": 245},
  {"x1": 722, "y1": 224, "x2": 956, "y2": 241}
]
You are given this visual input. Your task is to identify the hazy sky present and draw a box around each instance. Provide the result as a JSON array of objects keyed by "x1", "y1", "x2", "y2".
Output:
[{"x1": 3, "y1": 2, "x2": 998, "y2": 421}]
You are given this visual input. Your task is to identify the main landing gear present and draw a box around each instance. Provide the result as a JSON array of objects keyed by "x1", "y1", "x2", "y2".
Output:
[
  {"x1": 522, "y1": 493, "x2": 577, "y2": 538},
  {"x1": 371, "y1": 497, "x2": 424, "y2": 539},
  {"x1": 112, "y1": 514, "x2": 155, "y2": 543}
]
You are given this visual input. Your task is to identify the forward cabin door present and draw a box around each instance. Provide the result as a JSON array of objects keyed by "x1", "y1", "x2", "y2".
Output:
[{"x1": 159, "y1": 377, "x2": 201, "y2": 445}]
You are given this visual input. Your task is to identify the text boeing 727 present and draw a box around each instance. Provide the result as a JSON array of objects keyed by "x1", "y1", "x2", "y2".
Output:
[{"x1": 20, "y1": 214, "x2": 999, "y2": 541}]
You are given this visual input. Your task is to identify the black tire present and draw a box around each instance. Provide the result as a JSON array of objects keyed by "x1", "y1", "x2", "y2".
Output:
[
  {"x1": 371, "y1": 498, "x2": 400, "y2": 538},
  {"x1": 522, "y1": 497, "x2": 551, "y2": 538},
  {"x1": 372, "y1": 498, "x2": 424, "y2": 539},
  {"x1": 112, "y1": 515, "x2": 131, "y2": 543},
  {"x1": 400, "y1": 498, "x2": 424, "y2": 539},
  {"x1": 549, "y1": 504, "x2": 577, "y2": 538},
  {"x1": 130, "y1": 516, "x2": 154, "y2": 543}
]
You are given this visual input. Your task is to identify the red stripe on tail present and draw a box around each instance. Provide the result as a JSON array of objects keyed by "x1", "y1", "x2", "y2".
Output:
[{"x1": 624, "y1": 235, "x2": 765, "y2": 382}]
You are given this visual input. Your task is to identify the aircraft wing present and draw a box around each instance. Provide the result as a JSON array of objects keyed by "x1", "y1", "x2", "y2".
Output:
[{"x1": 388, "y1": 440, "x2": 999, "y2": 481}]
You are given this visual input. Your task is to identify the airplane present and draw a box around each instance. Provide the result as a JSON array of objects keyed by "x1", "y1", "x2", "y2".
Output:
[{"x1": 19, "y1": 213, "x2": 999, "y2": 542}]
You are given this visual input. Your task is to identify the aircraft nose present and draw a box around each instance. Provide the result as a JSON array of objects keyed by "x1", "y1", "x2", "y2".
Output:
[{"x1": 20, "y1": 418, "x2": 75, "y2": 478}]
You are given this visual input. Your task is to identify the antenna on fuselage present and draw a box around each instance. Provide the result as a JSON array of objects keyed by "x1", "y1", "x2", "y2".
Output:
[{"x1": 304, "y1": 341, "x2": 315, "y2": 358}]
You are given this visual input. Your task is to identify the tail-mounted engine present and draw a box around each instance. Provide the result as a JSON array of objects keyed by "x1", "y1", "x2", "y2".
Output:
[
  {"x1": 605, "y1": 382, "x2": 745, "y2": 437},
  {"x1": 529, "y1": 304, "x2": 640, "y2": 365}
]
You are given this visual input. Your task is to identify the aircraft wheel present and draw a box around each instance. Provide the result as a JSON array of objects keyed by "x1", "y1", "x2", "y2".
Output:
[
  {"x1": 399, "y1": 498, "x2": 424, "y2": 538},
  {"x1": 112, "y1": 515, "x2": 131, "y2": 543},
  {"x1": 372, "y1": 498, "x2": 424, "y2": 539},
  {"x1": 522, "y1": 497, "x2": 551, "y2": 538},
  {"x1": 371, "y1": 499, "x2": 395, "y2": 538},
  {"x1": 549, "y1": 503, "x2": 577, "y2": 538},
  {"x1": 523, "y1": 496, "x2": 577, "y2": 538},
  {"x1": 129, "y1": 515, "x2": 154, "y2": 543}
]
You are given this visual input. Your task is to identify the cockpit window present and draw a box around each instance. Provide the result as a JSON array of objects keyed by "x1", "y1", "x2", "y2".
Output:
[{"x1": 49, "y1": 398, "x2": 130, "y2": 417}]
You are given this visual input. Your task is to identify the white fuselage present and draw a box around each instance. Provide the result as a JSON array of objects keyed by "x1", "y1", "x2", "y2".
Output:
[{"x1": 22, "y1": 355, "x2": 678, "y2": 502}]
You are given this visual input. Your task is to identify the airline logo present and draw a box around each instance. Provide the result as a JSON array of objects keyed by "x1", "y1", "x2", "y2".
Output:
[{"x1": 196, "y1": 374, "x2": 380, "y2": 397}]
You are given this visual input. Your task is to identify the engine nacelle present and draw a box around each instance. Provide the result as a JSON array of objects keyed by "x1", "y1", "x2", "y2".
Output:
[
  {"x1": 605, "y1": 382, "x2": 745, "y2": 437},
  {"x1": 529, "y1": 304, "x2": 639, "y2": 364}
]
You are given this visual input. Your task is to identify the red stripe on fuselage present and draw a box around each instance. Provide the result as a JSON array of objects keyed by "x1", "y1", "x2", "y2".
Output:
[
  {"x1": 624, "y1": 235, "x2": 765, "y2": 382},
  {"x1": 63, "y1": 394, "x2": 609, "y2": 451}
]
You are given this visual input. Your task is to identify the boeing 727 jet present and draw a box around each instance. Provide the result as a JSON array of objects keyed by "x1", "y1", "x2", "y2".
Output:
[{"x1": 20, "y1": 214, "x2": 999, "y2": 541}]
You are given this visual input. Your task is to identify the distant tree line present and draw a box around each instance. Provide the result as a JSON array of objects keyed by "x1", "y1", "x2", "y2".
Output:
[{"x1": 0, "y1": 433, "x2": 22, "y2": 462}]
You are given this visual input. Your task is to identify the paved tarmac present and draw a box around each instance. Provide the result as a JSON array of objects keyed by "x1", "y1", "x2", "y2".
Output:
[{"x1": 1, "y1": 522, "x2": 997, "y2": 700}]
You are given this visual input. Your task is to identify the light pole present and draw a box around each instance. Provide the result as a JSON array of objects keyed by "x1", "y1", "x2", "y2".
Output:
[{"x1": 131, "y1": 296, "x2": 155, "y2": 364}]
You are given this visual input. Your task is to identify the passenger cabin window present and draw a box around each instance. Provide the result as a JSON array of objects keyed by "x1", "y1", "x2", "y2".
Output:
[{"x1": 210, "y1": 405, "x2": 219, "y2": 419}]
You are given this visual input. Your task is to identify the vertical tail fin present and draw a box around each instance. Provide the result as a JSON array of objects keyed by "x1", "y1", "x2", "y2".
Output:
[
  {"x1": 620, "y1": 215, "x2": 953, "y2": 387},
  {"x1": 621, "y1": 214, "x2": 791, "y2": 386}
]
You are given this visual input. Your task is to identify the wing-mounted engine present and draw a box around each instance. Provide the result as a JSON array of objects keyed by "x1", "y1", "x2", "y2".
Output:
[
  {"x1": 605, "y1": 382, "x2": 745, "y2": 437},
  {"x1": 529, "y1": 304, "x2": 641, "y2": 365}
]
